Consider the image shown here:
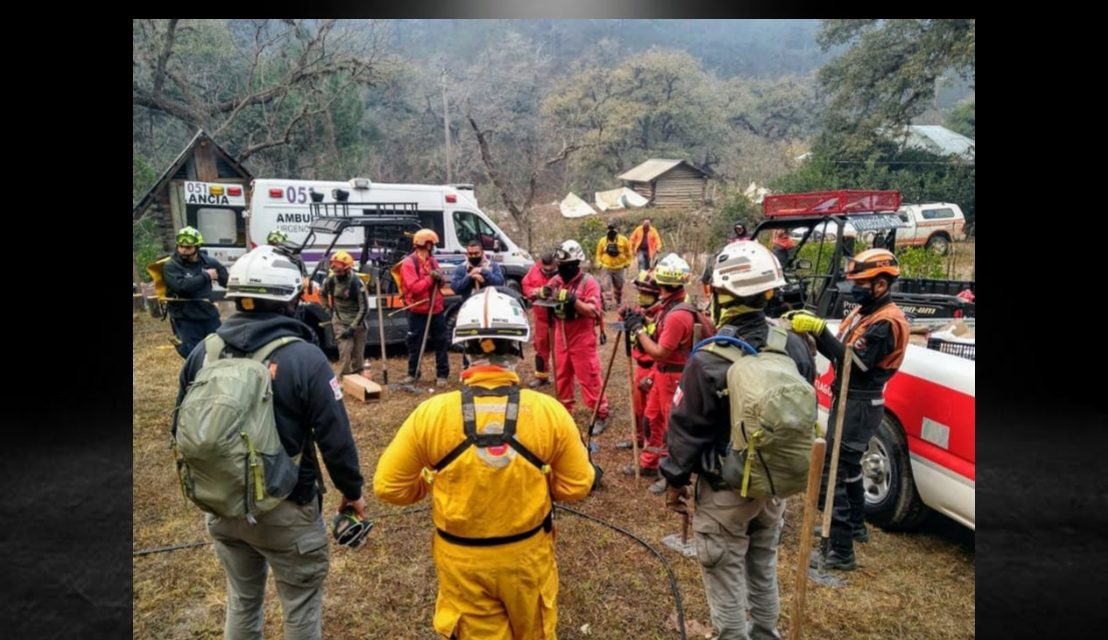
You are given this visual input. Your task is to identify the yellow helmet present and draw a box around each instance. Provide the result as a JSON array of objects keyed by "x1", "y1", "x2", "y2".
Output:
[
  {"x1": 330, "y1": 250, "x2": 355, "y2": 269},
  {"x1": 653, "y1": 253, "x2": 691, "y2": 286}
]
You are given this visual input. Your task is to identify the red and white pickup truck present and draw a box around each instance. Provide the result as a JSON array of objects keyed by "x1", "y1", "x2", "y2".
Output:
[{"x1": 815, "y1": 319, "x2": 976, "y2": 531}]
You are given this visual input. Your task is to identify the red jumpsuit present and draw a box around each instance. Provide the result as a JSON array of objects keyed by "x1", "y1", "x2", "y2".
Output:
[
  {"x1": 548, "y1": 271, "x2": 608, "y2": 420},
  {"x1": 522, "y1": 263, "x2": 557, "y2": 381},
  {"x1": 640, "y1": 298, "x2": 698, "y2": 471}
]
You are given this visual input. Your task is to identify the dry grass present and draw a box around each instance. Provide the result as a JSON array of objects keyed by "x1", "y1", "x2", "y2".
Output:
[{"x1": 133, "y1": 310, "x2": 974, "y2": 639}]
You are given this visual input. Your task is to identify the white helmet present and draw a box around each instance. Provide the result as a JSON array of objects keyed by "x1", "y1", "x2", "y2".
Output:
[
  {"x1": 710, "y1": 240, "x2": 785, "y2": 297},
  {"x1": 555, "y1": 239, "x2": 586, "y2": 263},
  {"x1": 654, "y1": 253, "x2": 691, "y2": 286},
  {"x1": 452, "y1": 288, "x2": 531, "y2": 345},
  {"x1": 226, "y1": 246, "x2": 305, "y2": 302}
]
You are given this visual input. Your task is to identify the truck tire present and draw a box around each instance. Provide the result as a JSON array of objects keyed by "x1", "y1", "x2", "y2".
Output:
[
  {"x1": 505, "y1": 278, "x2": 522, "y2": 294},
  {"x1": 444, "y1": 304, "x2": 463, "y2": 352},
  {"x1": 925, "y1": 233, "x2": 951, "y2": 256},
  {"x1": 863, "y1": 413, "x2": 933, "y2": 530}
]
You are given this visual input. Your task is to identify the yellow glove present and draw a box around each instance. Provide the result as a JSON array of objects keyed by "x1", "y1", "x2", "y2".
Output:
[{"x1": 784, "y1": 309, "x2": 826, "y2": 335}]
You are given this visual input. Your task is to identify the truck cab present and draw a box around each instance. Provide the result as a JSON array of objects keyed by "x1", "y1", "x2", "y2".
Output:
[{"x1": 751, "y1": 190, "x2": 975, "y2": 320}]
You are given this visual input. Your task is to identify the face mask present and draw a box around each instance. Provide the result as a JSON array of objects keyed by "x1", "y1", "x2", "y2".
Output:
[
  {"x1": 637, "y1": 292, "x2": 658, "y2": 307},
  {"x1": 850, "y1": 284, "x2": 875, "y2": 304},
  {"x1": 468, "y1": 256, "x2": 483, "y2": 267},
  {"x1": 557, "y1": 263, "x2": 580, "y2": 281},
  {"x1": 607, "y1": 230, "x2": 617, "y2": 240}
]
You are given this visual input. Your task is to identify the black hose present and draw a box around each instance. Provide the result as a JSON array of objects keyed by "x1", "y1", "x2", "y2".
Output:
[
  {"x1": 132, "y1": 503, "x2": 688, "y2": 640},
  {"x1": 555, "y1": 503, "x2": 688, "y2": 640}
]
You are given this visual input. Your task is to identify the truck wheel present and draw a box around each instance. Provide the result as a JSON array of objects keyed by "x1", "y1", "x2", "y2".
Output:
[
  {"x1": 925, "y1": 233, "x2": 951, "y2": 256},
  {"x1": 863, "y1": 413, "x2": 933, "y2": 530},
  {"x1": 505, "y1": 278, "x2": 522, "y2": 294},
  {"x1": 444, "y1": 305, "x2": 463, "y2": 352}
]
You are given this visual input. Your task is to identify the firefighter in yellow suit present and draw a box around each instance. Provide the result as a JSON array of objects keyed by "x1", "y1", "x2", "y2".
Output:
[{"x1": 374, "y1": 287, "x2": 598, "y2": 639}]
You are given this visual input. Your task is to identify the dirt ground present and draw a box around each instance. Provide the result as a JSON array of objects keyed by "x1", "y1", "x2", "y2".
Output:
[{"x1": 133, "y1": 300, "x2": 974, "y2": 639}]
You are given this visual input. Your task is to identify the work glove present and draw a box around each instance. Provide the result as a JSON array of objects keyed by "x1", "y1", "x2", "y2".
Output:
[
  {"x1": 339, "y1": 327, "x2": 354, "y2": 339},
  {"x1": 590, "y1": 462, "x2": 605, "y2": 493},
  {"x1": 599, "y1": 331, "x2": 608, "y2": 346},
  {"x1": 430, "y1": 270, "x2": 444, "y2": 283},
  {"x1": 538, "y1": 285, "x2": 553, "y2": 300},
  {"x1": 665, "y1": 484, "x2": 691, "y2": 515},
  {"x1": 783, "y1": 309, "x2": 827, "y2": 335},
  {"x1": 556, "y1": 289, "x2": 577, "y2": 307},
  {"x1": 623, "y1": 310, "x2": 646, "y2": 336}
]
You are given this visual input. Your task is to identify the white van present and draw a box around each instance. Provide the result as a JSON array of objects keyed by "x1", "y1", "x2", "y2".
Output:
[{"x1": 246, "y1": 178, "x2": 533, "y2": 290}]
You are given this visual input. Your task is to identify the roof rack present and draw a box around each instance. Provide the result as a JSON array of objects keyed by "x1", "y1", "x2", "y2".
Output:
[{"x1": 763, "y1": 190, "x2": 901, "y2": 218}]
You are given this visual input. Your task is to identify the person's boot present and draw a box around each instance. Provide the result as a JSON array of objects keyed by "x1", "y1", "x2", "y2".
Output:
[
  {"x1": 528, "y1": 376, "x2": 549, "y2": 389},
  {"x1": 590, "y1": 418, "x2": 608, "y2": 436},
  {"x1": 398, "y1": 374, "x2": 418, "y2": 385},
  {"x1": 648, "y1": 477, "x2": 668, "y2": 495},
  {"x1": 809, "y1": 548, "x2": 857, "y2": 571},
  {"x1": 622, "y1": 464, "x2": 658, "y2": 477},
  {"x1": 614, "y1": 440, "x2": 643, "y2": 450}
]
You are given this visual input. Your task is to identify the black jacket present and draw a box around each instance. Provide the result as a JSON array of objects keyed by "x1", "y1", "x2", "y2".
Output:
[
  {"x1": 163, "y1": 251, "x2": 228, "y2": 321},
  {"x1": 661, "y1": 312, "x2": 815, "y2": 489},
  {"x1": 174, "y1": 312, "x2": 364, "y2": 503},
  {"x1": 814, "y1": 295, "x2": 901, "y2": 398}
]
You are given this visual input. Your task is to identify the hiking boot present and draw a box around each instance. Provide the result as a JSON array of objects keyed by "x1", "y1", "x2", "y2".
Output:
[
  {"x1": 398, "y1": 375, "x2": 418, "y2": 385},
  {"x1": 622, "y1": 464, "x2": 659, "y2": 477},
  {"x1": 614, "y1": 440, "x2": 643, "y2": 450},
  {"x1": 528, "y1": 377, "x2": 550, "y2": 389},
  {"x1": 590, "y1": 418, "x2": 608, "y2": 436},
  {"x1": 809, "y1": 549, "x2": 857, "y2": 571},
  {"x1": 853, "y1": 526, "x2": 870, "y2": 543},
  {"x1": 648, "y1": 478, "x2": 668, "y2": 495},
  {"x1": 436, "y1": 378, "x2": 449, "y2": 388}
]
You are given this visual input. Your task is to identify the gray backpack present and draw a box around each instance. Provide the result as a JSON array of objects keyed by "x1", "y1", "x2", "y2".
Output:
[
  {"x1": 174, "y1": 334, "x2": 304, "y2": 522},
  {"x1": 700, "y1": 326, "x2": 817, "y2": 499}
]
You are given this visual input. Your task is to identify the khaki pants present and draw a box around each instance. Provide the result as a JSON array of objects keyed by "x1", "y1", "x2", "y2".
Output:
[
  {"x1": 693, "y1": 478, "x2": 785, "y2": 640},
  {"x1": 333, "y1": 321, "x2": 367, "y2": 377},
  {"x1": 206, "y1": 500, "x2": 330, "y2": 640}
]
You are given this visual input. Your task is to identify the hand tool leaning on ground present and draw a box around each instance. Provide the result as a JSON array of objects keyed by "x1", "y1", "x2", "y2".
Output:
[
  {"x1": 585, "y1": 326, "x2": 624, "y2": 456},
  {"x1": 533, "y1": 298, "x2": 560, "y2": 395},
  {"x1": 789, "y1": 438, "x2": 828, "y2": 638},
  {"x1": 375, "y1": 265, "x2": 389, "y2": 386},
  {"x1": 611, "y1": 319, "x2": 641, "y2": 480},
  {"x1": 412, "y1": 284, "x2": 439, "y2": 384},
  {"x1": 809, "y1": 343, "x2": 854, "y2": 588}
]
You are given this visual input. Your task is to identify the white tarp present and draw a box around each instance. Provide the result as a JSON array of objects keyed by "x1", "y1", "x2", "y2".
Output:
[
  {"x1": 559, "y1": 192, "x2": 597, "y2": 218},
  {"x1": 594, "y1": 187, "x2": 649, "y2": 212}
]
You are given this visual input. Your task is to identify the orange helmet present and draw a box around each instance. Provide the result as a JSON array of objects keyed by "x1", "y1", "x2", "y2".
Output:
[
  {"x1": 413, "y1": 228, "x2": 439, "y2": 248},
  {"x1": 846, "y1": 248, "x2": 900, "y2": 280},
  {"x1": 330, "y1": 250, "x2": 355, "y2": 269}
]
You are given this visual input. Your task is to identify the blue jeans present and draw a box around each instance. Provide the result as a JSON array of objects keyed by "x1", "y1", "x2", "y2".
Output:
[
  {"x1": 171, "y1": 316, "x2": 222, "y2": 359},
  {"x1": 406, "y1": 311, "x2": 449, "y2": 379}
]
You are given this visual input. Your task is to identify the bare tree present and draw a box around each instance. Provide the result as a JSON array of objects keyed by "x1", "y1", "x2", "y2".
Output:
[{"x1": 133, "y1": 19, "x2": 389, "y2": 163}]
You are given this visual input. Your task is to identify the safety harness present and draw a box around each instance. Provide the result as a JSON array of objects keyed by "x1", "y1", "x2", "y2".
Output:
[{"x1": 424, "y1": 385, "x2": 553, "y2": 546}]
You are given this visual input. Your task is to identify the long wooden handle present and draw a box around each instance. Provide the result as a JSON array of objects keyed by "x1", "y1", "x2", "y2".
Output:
[
  {"x1": 821, "y1": 345, "x2": 855, "y2": 534},
  {"x1": 789, "y1": 438, "x2": 828, "y2": 640},
  {"x1": 375, "y1": 272, "x2": 388, "y2": 385}
]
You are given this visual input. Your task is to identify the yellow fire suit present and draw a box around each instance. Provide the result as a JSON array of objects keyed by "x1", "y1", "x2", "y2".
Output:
[{"x1": 374, "y1": 366, "x2": 595, "y2": 639}]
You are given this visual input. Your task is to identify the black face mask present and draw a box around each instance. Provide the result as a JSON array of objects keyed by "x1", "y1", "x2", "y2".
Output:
[
  {"x1": 557, "y1": 263, "x2": 580, "y2": 281},
  {"x1": 850, "y1": 284, "x2": 875, "y2": 304},
  {"x1": 607, "y1": 230, "x2": 617, "y2": 240},
  {"x1": 468, "y1": 256, "x2": 483, "y2": 267}
]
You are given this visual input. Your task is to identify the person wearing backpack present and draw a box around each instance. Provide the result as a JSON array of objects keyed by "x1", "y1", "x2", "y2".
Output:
[
  {"x1": 629, "y1": 218, "x2": 664, "y2": 271},
  {"x1": 595, "y1": 223, "x2": 633, "y2": 308},
  {"x1": 785, "y1": 248, "x2": 909, "y2": 571},
  {"x1": 320, "y1": 250, "x2": 369, "y2": 378},
  {"x1": 173, "y1": 245, "x2": 366, "y2": 640},
  {"x1": 660, "y1": 240, "x2": 815, "y2": 640},
  {"x1": 163, "y1": 226, "x2": 229, "y2": 358},
  {"x1": 621, "y1": 254, "x2": 713, "y2": 491},
  {"x1": 535, "y1": 239, "x2": 611, "y2": 436},
  {"x1": 373, "y1": 287, "x2": 597, "y2": 639}
]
